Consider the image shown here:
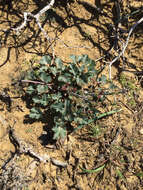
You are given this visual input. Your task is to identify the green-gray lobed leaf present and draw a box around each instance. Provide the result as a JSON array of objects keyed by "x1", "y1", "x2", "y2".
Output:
[
  {"x1": 74, "y1": 117, "x2": 89, "y2": 125},
  {"x1": 87, "y1": 60, "x2": 96, "y2": 71},
  {"x1": 64, "y1": 99, "x2": 72, "y2": 117},
  {"x1": 27, "y1": 85, "x2": 35, "y2": 94},
  {"x1": 80, "y1": 73, "x2": 89, "y2": 83},
  {"x1": 69, "y1": 63, "x2": 79, "y2": 76},
  {"x1": 52, "y1": 92, "x2": 62, "y2": 100},
  {"x1": 40, "y1": 55, "x2": 51, "y2": 65},
  {"x1": 55, "y1": 57, "x2": 65, "y2": 71},
  {"x1": 40, "y1": 94, "x2": 49, "y2": 106},
  {"x1": 26, "y1": 71, "x2": 36, "y2": 80},
  {"x1": 50, "y1": 66, "x2": 58, "y2": 76},
  {"x1": 29, "y1": 107, "x2": 42, "y2": 119},
  {"x1": 39, "y1": 73, "x2": 52, "y2": 83},
  {"x1": 82, "y1": 54, "x2": 89, "y2": 64},
  {"x1": 33, "y1": 94, "x2": 49, "y2": 106},
  {"x1": 64, "y1": 72, "x2": 72, "y2": 77},
  {"x1": 70, "y1": 55, "x2": 77, "y2": 64},
  {"x1": 39, "y1": 65, "x2": 48, "y2": 72},
  {"x1": 58, "y1": 75, "x2": 69, "y2": 83},
  {"x1": 37, "y1": 85, "x2": 49, "y2": 94},
  {"x1": 76, "y1": 76, "x2": 85, "y2": 85},
  {"x1": 32, "y1": 96, "x2": 41, "y2": 104},
  {"x1": 52, "y1": 126, "x2": 66, "y2": 139},
  {"x1": 79, "y1": 64, "x2": 85, "y2": 73},
  {"x1": 50, "y1": 102, "x2": 65, "y2": 113},
  {"x1": 62, "y1": 72, "x2": 72, "y2": 83},
  {"x1": 77, "y1": 55, "x2": 83, "y2": 62}
]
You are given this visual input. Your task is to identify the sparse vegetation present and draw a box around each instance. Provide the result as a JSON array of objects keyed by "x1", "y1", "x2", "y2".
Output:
[
  {"x1": 119, "y1": 73, "x2": 140, "y2": 108},
  {"x1": 0, "y1": 0, "x2": 143, "y2": 189},
  {"x1": 24, "y1": 54, "x2": 121, "y2": 139}
]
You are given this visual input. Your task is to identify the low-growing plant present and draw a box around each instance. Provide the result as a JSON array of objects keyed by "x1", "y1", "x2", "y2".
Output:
[
  {"x1": 24, "y1": 54, "x2": 120, "y2": 139},
  {"x1": 90, "y1": 124, "x2": 102, "y2": 137},
  {"x1": 116, "y1": 169, "x2": 125, "y2": 180},
  {"x1": 119, "y1": 74, "x2": 136, "y2": 90},
  {"x1": 119, "y1": 73, "x2": 139, "y2": 108}
]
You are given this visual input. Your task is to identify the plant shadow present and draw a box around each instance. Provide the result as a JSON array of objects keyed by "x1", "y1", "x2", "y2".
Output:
[
  {"x1": 1, "y1": 0, "x2": 143, "y2": 145},
  {"x1": 0, "y1": 0, "x2": 142, "y2": 67}
]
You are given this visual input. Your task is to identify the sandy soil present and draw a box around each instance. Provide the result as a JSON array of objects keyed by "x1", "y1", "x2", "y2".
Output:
[{"x1": 0, "y1": 0, "x2": 143, "y2": 189}]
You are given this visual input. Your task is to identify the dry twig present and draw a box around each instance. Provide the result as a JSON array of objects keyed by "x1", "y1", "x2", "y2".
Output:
[
  {"x1": 0, "y1": 115, "x2": 67, "y2": 168},
  {"x1": 108, "y1": 16, "x2": 143, "y2": 79},
  {"x1": 13, "y1": 0, "x2": 55, "y2": 41}
]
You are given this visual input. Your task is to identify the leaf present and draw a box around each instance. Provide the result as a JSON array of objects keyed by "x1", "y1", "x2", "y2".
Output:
[
  {"x1": 76, "y1": 76, "x2": 85, "y2": 85},
  {"x1": 77, "y1": 55, "x2": 83, "y2": 62},
  {"x1": 55, "y1": 58, "x2": 65, "y2": 70},
  {"x1": 41, "y1": 94, "x2": 49, "y2": 106},
  {"x1": 32, "y1": 96, "x2": 41, "y2": 104},
  {"x1": 39, "y1": 73, "x2": 52, "y2": 83},
  {"x1": 95, "y1": 109, "x2": 122, "y2": 120},
  {"x1": 80, "y1": 73, "x2": 90, "y2": 83},
  {"x1": 135, "y1": 172, "x2": 143, "y2": 178},
  {"x1": 26, "y1": 71, "x2": 36, "y2": 80},
  {"x1": 64, "y1": 99, "x2": 70, "y2": 114},
  {"x1": 33, "y1": 94, "x2": 49, "y2": 106},
  {"x1": 37, "y1": 85, "x2": 49, "y2": 93},
  {"x1": 74, "y1": 117, "x2": 93, "y2": 131},
  {"x1": 74, "y1": 117, "x2": 88, "y2": 125},
  {"x1": 61, "y1": 73, "x2": 72, "y2": 84},
  {"x1": 52, "y1": 127, "x2": 66, "y2": 139},
  {"x1": 64, "y1": 99, "x2": 73, "y2": 121},
  {"x1": 27, "y1": 85, "x2": 35, "y2": 94},
  {"x1": 116, "y1": 169, "x2": 125, "y2": 179},
  {"x1": 50, "y1": 102, "x2": 64, "y2": 113},
  {"x1": 29, "y1": 108, "x2": 42, "y2": 119},
  {"x1": 79, "y1": 64, "x2": 85, "y2": 73},
  {"x1": 58, "y1": 75, "x2": 69, "y2": 83},
  {"x1": 64, "y1": 72, "x2": 72, "y2": 77},
  {"x1": 79, "y1": 164, "x2": 105, "y2": 174},
  {"x1": 50, "y1": 66, "x2": 58, "y2": 76},
  {"x1": 39, "y1": 66, "x2": 48, "y2": 72},
  {"x1": 87, "y1": 60, "x2": 96, "y2": 71},
  {"x1": 69, "y1": 64, "x2": 78, "y2": 76},
  {"x1": 52, "y1": 92, "x2": 62, "y2": 100},
  {"x1": 97, "y1": 75, "x2": 107, "y2": 84},
  {"x1": 40, "y1": 55, "x2": 51, "y2": 65},
  {"x1": 70, "y1": 55, "x2": 77, "y2": 64},
  {"x1": 81, "y1": 54, "x2": 89, "y2": 64},
  {"x1": 64, "y1": 114, "x2": 74, "y2": 122}
]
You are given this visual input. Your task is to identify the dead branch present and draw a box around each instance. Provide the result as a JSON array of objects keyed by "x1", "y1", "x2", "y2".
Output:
[
  {"x1": 0, "y1": 116, "x2": 67, "y2": 169},
  {"x1": 13, "y1": 0, "x2": 55, "y2": 39},
  {"x1": 108, "y1": 16, "x2": 143, "y2": 79}
]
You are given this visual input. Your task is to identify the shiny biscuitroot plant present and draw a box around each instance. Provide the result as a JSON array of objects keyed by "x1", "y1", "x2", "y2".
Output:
[{"x1": 24, "y1": 54, "x2": 120, "y2": 140}]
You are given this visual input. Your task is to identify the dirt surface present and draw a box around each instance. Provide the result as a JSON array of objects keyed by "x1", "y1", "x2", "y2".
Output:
[{"x1": 0, "y1": 0, "x2": 143, "y2": 189}]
